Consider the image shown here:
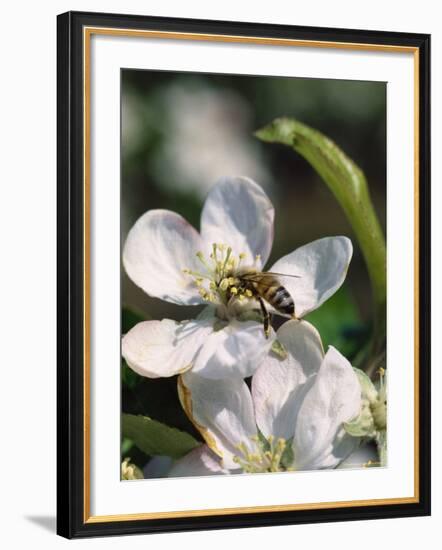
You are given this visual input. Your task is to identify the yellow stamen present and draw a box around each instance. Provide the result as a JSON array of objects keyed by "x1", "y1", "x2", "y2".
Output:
[
  {"x1": 196, "y1": 251, "x2": 211, "y2": 272},
  {"x1": 219, "y1": 278, "x2": 229, "y2": 291},
  {"x1": 212, "y1": 243, "x2": 218, "y2": 262},
  {"x1": 221, "y1": 247, "x2": 232, "y2": 277},
  {"x1": 232, "y1": 435, "x2": 293, "y2": 474}
]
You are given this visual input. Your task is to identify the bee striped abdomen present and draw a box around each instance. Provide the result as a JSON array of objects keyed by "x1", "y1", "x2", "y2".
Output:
[{"x1": 263, "y1": 285, "x2": 294, "y2": 315}]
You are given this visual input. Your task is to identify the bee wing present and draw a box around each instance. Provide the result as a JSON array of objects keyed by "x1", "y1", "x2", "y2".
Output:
[
  {"x1": 241, "y1": 271, "x2": 301, "y2": 281},
  {"x1": 243, "y1": 277, "x2": 278, "y2": 289},
  {"x1": 263, "y1": 271, "x2": 301, "y2": 279},
  {"x1": 240, "y1": 272, "x2": 276, "y2": 286},
  {"x1": 240, "y1": 272, "x2": 296, "y2": 318}
]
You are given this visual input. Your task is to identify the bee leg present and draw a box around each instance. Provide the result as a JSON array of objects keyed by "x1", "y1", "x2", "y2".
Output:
[{"x1": 258, "y1": 297, "x2": 270, "y2": 338}]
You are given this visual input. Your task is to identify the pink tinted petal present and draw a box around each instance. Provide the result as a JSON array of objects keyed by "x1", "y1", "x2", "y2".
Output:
[
  {"x1": 123, "y1": 209, "x2": 205, "y2": 305},
  {"x1": 270, "y1": 236, "x2": 353, "y2": 317},
  {"x1": 293, "y1": 346, "x2": 361, "y2": 470},
  {"x1": 252, "y1": 320, "x2": 323, "y2": 439},
  {"x1": 168, "y1": 446, "x2": 230, "y2": 477},
  {"x1": 191, "y1": 320, "x2": 272, "y2": 379},
  {"x1": 178, "y1": 373, "x2": 257, "y2": 469},
  {"x1": 200, "y1": 176, "x2": 274, "y2": 269},
  {"x1": 122, "y1": 319, "x2": 213, "y2": 378}
]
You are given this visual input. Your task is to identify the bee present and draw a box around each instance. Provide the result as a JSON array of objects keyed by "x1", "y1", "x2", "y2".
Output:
[{"x1": 227, "y1": 269, "x2": 300, "y2": 338}]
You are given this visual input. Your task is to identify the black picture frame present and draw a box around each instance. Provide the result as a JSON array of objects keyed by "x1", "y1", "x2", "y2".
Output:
[{"x1": 57, "y1": 10, "x2": 431, "y2": 539}]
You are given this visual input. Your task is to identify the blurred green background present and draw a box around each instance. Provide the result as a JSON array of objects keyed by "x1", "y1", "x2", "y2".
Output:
[{"x1": 120, "y1": 69, "x2": 386, "y2": 476}]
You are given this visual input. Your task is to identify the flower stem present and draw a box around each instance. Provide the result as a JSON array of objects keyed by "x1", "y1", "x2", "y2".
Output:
[{"x1": 256, "y1": 118, "x2": 386, "y2": 367}]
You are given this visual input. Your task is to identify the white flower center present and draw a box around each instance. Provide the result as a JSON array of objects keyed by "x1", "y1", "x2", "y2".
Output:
[
  {"x1": 232, "y1": 435, "x2": 294, "y2": 474},
  {"x1": 183, "y1": 243, "x2": 261, "y2": 305}
]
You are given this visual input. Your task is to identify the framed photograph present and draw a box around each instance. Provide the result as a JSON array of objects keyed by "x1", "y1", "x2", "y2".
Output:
[{"x1": 57, "y1": 11, "x2": 431, "y2": 538}]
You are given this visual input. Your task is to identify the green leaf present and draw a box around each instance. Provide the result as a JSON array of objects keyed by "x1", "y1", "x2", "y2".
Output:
[
  {"x1": 256, "y1": 118, "x2": 386, "y2": 369},
  {"x1": 122, "y1": 413, "x2": 200, "y2": 459},
  {"x1": 122, "y1": 375, "x2": 202, "y2": 441},
  {"x1": 121, "y1": 437, "x2": 134, "y2": 456}
]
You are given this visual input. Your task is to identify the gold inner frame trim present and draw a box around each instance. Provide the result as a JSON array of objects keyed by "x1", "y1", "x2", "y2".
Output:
[{"x1": 82, "y1": 26, "x2": 421, "y2": 524}]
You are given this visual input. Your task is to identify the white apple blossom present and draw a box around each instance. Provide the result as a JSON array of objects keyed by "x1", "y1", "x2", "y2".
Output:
[
  {"x1": 152, "y1": 85, "x2": 272, "y2": 197},
  {"x1": 122, "y1": 176, "x2": 353, "y2": 380},
  {"x1": 169, "y1": 320, "x2": 362, "y2": 476}
]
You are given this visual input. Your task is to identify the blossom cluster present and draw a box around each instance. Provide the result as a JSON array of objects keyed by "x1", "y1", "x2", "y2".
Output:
[{"x1": 122, "y1": 176, "x2": 385, "y2": 477}]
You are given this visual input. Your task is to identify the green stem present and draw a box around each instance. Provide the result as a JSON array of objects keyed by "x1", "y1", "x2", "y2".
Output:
[{"x1": 256, "y1": 118, "x2": 386, "y2": 363}]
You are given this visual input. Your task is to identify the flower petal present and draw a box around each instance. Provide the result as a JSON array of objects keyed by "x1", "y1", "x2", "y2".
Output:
[
  {"x1": 293, "y1": 346, "x2": 362, "y2": 470},
  {"x1": 191, "y1": 321, "x2": 272, "y2": 379},
  {"x1": 269, "y1": 236, "x2": 353, "y2": 317},
  {"x1": 123, "y1": 209, "x2": 206, "y2": 305},
  {"x1": 167, "y1": 446, "x2": 230, "y2": 477},
  {"x1": 200, "y1": 176, "x2": 275, "y2": 268},
  {"x1": 122, "y1": 319, "x2": 213, "y2": 378},
  {"x1": 143, "y1": 456, "x2": 174, "y2": 479},
  {"x1": 252, "y1": 320, "x2": 324, "y2": 440},
  {"x1": 179, "y1": 373, "x2": 257, "y2": 469},
  {"x1": 307, "y1": 427, "x2": 361, "y2": 470}
]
